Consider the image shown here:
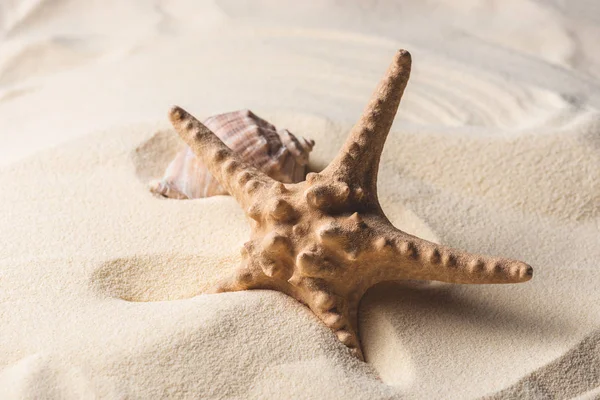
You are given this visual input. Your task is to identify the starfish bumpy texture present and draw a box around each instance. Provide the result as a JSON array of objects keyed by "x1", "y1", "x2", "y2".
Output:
[{"x1": 168, "y1": 50, "x2": 533, "y2": 360}]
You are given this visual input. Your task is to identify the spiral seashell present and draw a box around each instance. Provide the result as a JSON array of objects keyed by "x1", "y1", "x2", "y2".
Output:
[{"x1": 150, "y1": 109, "x2": 315, "y2": 199}]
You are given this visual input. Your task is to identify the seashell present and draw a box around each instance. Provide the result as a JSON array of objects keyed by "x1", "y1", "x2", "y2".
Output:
[{"x1": 150, "y1": 109, "x2": 315, "y2": 199}]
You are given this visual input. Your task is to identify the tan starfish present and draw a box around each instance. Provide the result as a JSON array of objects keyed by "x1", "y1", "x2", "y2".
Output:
[{"x1": 167, "y1": 49, "x2": 533, "y2": 361}]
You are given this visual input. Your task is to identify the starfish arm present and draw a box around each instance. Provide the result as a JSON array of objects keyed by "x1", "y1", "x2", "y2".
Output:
[
  {"x1": 313, "y1": 306, "x2": 364, "y2": 361},
  {"x1": 321, "y1": 50, "x2": 412, "y2": 194},
  {"x1": 299, "y1": 284, "x2": 364, "y2": 361},
  {"x1": 169, "y1": 106, "x2": 276, "y2": 210},
  {"x1": 370, "y1": 226, "x2": 533, "y2": 284}
]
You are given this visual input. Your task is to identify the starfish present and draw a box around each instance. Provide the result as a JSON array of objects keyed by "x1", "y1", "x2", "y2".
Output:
[{"x1": 167, "y1": 49, "x2": 533, "y2": 360}]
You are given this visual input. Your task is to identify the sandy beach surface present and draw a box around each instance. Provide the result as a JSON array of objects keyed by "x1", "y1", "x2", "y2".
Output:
[{"x1": 1, "y1": 1, "x2": 599, "y2": 398}]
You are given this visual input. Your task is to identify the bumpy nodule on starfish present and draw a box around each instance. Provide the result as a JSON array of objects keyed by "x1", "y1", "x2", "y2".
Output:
[{"x1": 167, "y1": 50, "x2": 533, "y2": 361}]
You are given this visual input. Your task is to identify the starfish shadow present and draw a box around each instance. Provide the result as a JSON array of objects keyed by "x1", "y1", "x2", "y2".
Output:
[
  {"x1": 359, "y1": 281, "x2": 568, "y2": 384},
  {"x1": 131, "y1": 129, "x2": 184, "y2": 188},
  {"x1": 362, "y1": 281, "x2": 564, "y2": 335}
]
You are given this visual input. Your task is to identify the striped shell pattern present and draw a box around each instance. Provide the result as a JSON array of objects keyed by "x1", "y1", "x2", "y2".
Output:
[{"x1": 150, "y1": 110, "x2": 315, "y2": 199}]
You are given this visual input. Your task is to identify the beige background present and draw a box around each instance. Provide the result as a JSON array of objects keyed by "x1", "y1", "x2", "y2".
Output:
[{"x1": 0, "y1": 1, "x2": 599, "y2": 399}]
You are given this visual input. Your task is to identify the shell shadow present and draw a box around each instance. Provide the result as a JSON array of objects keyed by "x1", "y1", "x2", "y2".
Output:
[{"x1": 130, "y1": 129, "x2": 185, "y2": 188}]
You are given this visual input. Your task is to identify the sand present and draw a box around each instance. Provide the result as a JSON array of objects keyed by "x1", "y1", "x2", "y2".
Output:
[{"x1": 0, "y1": 0, "x2": 599, "y2": 399}]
